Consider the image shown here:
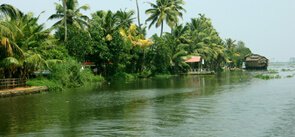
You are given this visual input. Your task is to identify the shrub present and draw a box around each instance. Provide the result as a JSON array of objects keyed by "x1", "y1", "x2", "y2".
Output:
[
  {"x1": 112, "y1": 72, "x2": 135, "y2": 81},
  {"x1": 138, "y1": 70, "x2": 152, "y2": 78},
  {"x1": 28, "y1": 59, "x2": 104, "y2": 91},
  {"x1": 49, "y1": 59, "x2": 82, "y2": 88},
  {"x1": 80, "y1": 69, "x2": 105, "y2": 83}
]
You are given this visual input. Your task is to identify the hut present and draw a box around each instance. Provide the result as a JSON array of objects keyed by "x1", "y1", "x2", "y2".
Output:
[
  {"x1": 184, "y1": 56, "x2": 215, "y2": 75},
  {"x1": 245, "y1": 54, "x2": 268, "y2": 70},
  {"x1": 185, "y1": 56, "x2": 202, "y2": 72}
]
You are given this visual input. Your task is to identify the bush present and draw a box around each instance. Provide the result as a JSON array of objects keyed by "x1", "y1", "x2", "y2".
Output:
[
  {"x1": 49, "y1": 59, "x2": 82, "y2": 88},
  {"x1": 138, "y1": 70, "x2": 152, "y2": 78},
  {"x1": 80, "y1": 69, "x2": 105, "y2": 83},
  {"x1": 112, "y1": 72, "x2": 135, "y2": 81},
  {"x1": 37, "y1": 46, "x2": 69, "y2": 60},
  {"x1": 28, "y1": 59, "x2": 104, "y2": 91}
]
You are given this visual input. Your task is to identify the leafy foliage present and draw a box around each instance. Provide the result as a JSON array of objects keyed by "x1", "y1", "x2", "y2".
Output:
[
  {"x1": 27, "y1": 59, "x2": 104, "y2": 91},
  {"x1": 224, "y1": 39, "x2": 252, "y2": 68},
  {"x1": 0, "y1": 1, "x2": 253, "y2": 85},
  {"x1": 49, "y1": 0, "x2": 89, "y2": 28},
  {"x1": 49, "y1": 0, "x2": 89, "y2": 41},
  {"x1": 186, "y1": 14, "x2": 226, "y2": 71},
  {"x1": 66, "y1": 25, "x2": 93, "y2": 61},
  {"x1": 145, "y1": 0, "x2": 185, "y2": 36}
]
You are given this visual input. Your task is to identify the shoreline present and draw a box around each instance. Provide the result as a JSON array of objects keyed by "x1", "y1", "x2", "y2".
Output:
[{"x1": 0, "y1": 86, "x2": 48, "y2": 98}]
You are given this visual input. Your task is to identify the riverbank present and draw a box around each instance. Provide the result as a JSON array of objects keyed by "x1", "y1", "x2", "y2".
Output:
[{"x1": 0, "y1": 86, "x2": 48, "y2": 98}]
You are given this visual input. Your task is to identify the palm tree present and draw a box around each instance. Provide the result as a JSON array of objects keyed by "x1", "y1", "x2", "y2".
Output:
[
  {"x1": 62, "y1": 0, "x2": 67, "y2": 42},
  {"x1": 235, "y1": 41, "x2": 251, "y2": 67},
  {"x1": 169, "y1": 25, "x2": 190, "y2": 73},
  {"x1": 225, "y1": 38, "x2": 236, "y2": 50},
  {"x1": 186, "y1": 14, "x2": 226, "y2": 71},
  {"x1": 145, "y1": 0, "x2": 185, "y2": 36},
  {"x1": 0, "y1": 4, "x2": 23, "y2": 20},
  {"x1": 92, "y1": 10, "x2": 118, "y2": 37},
  {"x1": 115, "y1": 10, "x2": 135, "y2": 29},
  {"x1": 14, "y1": 12, "x2": 53, "y2": 50},
  {"x1": 0, "y1": 37, "x2": 24, "y2": 59},
  {"x1": 132, "y1": 0, "x2": 141, "y2": 27},
  {"x1": 0, "y1": 4, "x2": 24, "y2": 60},
  {"x1": 0, "y1": 4, "x2": 52, "y2": 78},
  {"x1": 0, "y1": 4, "x2": 23, "y2": 40},
  {"x1": 169, "y1": 0, "x2": 186, "y2": 26},
  {"x1": 224, "y1": 38, "x2": 237, "y2": 68},
  {"x1": 49, "y1": 0, "x2": 90, "y2": 42}
]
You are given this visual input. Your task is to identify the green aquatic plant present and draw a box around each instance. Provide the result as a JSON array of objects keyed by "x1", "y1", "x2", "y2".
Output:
[
  {"x1": 154, "y1": 74, "x2": 174, "y2": 79},
  {"x1": 281, "y1": 68, "x2": 295, "y2": 72},
  {"x1": 267, "y1": 69, "x2": 279, "y2": 74},
  {"x1": 286, "y1": 75, "x2": 294, "y2": 78},
  {"x1": 254, "y1": 74, "x2": 281, "y2": 80}
]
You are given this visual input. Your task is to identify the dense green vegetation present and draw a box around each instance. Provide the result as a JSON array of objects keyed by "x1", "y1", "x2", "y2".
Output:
[
  {"x1": 26, "y1": 59, "x2": 104, "y2": 91},
  {"x1": 0, "y1": 0, "x2": 253, "y2": 90}
]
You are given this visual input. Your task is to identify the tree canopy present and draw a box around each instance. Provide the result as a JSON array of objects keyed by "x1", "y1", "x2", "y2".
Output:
[{"x1": 0, "y1": 1, "x2": 252, "y2": 79}]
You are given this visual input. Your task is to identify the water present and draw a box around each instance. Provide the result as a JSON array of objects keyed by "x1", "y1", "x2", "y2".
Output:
[{"x1": 1, "y1": 64, "x2": 295, "y2": 137}]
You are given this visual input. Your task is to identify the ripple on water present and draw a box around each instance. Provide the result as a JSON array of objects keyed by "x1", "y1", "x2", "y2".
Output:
[{"x1": 1, "y1": 68, "x2": 295, "y2": 137}]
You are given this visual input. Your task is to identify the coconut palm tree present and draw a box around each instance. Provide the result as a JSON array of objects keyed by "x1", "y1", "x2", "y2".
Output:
[
  {"x1": 0, "y1": 4, "x2": 23, "y2": 78},
  {"x1": 145, "y1": 0, "x2": 185, "y2": 36},
  {"x1": 0, "y1": 5, "x2": 51, "y2": 78},
  {"x1": 49, "y1": 0, "x2": 90, "y2": 42},
  {"x1": 115, "y1": 10, "x2": 135, "y2": 29},
  {"x1": 131, "y1": 0, "x2": 141, "y2": 27},
  {"x1": 186, "y1": 14, "x2": 226, "y2": 71},
  {"x1": 0, "y1": 37, "x2": 24, "y2": 59},
  {"x1": 169, "y1": 0, "x2": 186, "y2": 26},
  {"x1": 91, "y1": 10, "x2": 118, "y2": 37},
  {"x1": 62, "y1": 0, "x2": 67, "y2": 42},
  {"x1": 0, "y1": 4, "x2": 24, "y2": 60},
  {"x1": 0, "y1": 4, "x2": 23, "y2": 40},
  {"x1": 130, "y1": 0, "x2": 147, "y2": 36},
  {"x1": 0, "y1": 4, "x2": 23, "y2": 20},
  {"x1": 225, "y1": 38, "x2": 236, "y2": 51},
  {"x1": 0, "y1": 37, "x2": 24, "y2": 78},
  {"x1": 225, "y1": 40, "x2": 252, "y2": 68},
  {"x1": 224, "y1": 38, "x2": 237, "y2": 67},
  {"x1": 168, "y1": 25, "x2": 190, "y2": 73}
]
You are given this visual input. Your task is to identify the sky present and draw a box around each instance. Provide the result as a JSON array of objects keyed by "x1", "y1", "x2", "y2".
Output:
[{"x1": 2, "y1": 0, "x2": 295, "y2": 62}]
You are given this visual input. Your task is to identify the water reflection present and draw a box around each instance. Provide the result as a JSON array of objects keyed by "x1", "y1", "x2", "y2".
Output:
[{"x1": 0, "y1": 68, "x2": 295, "y2": 136}]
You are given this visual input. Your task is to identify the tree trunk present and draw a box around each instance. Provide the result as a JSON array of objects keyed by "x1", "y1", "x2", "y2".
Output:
[
  {"x1": 62, "y1": 0, "x2": 68, "y2": 42},
  {"x1": 136, "y1": 0, "x2": 141, "y2": 27},
  {"x1": 160, "y1": 22, "x2": 164, "y2": 36}
]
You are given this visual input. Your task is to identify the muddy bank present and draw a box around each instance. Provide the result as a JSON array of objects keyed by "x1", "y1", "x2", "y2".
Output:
[{"x1": 0, "y1": 86, "x2": 48, "y2": 98}]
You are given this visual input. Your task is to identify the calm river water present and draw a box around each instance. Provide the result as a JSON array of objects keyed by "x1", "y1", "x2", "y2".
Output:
[{"x1": 1, "y1": 63, "x2": 295, "y2": 137}]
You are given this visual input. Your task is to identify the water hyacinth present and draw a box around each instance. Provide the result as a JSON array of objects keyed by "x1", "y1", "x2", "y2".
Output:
[{"x1": 254, "y1": 74, "x2": 281, "y2": 80}]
